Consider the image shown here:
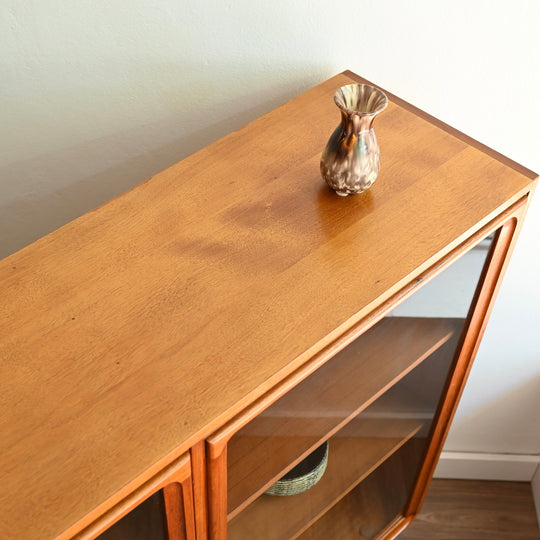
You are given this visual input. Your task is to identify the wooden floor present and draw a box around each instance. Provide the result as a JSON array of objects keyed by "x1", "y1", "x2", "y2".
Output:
[{"x1": 400, "y1": 479, "x2": 540, "y2": 540}]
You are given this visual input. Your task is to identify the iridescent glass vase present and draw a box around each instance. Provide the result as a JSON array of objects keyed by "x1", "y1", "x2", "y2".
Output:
[{"x1": 321, "y1": 84, "x2": 388, "y2": 196}]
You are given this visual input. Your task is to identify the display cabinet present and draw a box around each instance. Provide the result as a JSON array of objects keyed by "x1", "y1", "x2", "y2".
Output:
[{"x1": 0, "y1": 72, "x2": 536, "y2": 540}]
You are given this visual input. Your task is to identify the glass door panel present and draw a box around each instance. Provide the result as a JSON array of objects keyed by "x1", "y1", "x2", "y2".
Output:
[
  {"x1": 224, "y1": 232, "x2": 496, "y2": 539},
  {"x1": 97, "y1": 491, "x2": 168, "y2": 540}
]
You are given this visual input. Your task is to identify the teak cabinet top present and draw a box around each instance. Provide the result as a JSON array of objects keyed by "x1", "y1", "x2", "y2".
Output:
[{"x1": 0, "y1": 71, "x2": 536, "y2": 539}]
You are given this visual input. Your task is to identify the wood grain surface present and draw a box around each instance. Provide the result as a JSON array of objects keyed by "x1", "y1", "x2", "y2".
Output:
[{"x1": 0, "y1": 71, "x2": 536, "y2": 539}]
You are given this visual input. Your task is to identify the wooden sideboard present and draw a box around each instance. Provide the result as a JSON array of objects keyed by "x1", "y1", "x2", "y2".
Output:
[{"x1": 0, "y1": 71, "x2": 537, "y2": 540}]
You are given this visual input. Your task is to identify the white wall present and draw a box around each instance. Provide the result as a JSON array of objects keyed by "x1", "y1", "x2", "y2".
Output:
[{"x1": 1, "y1": 2, "x2": 539, "y2": 459}]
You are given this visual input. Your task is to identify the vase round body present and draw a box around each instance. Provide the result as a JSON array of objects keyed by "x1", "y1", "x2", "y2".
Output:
[{"x1": 321, "y1": 84, "x2": 388, "y2": 196}]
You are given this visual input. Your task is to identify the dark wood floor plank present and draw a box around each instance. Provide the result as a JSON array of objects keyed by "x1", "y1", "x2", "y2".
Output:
[{"x1": 401, "y1": 479, "x2": 540, "y2": 540}]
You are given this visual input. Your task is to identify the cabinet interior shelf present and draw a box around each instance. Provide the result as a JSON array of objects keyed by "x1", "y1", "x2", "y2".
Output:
[
  {"x1": 227, "y1": 316, "x2": 463, "y2": 522},
  {"x1": 297, "y1": 438, "x2": 425, "y2": 540},
  {"x1": 228, "y1": 419, "x2": 423, "y2": 540}
]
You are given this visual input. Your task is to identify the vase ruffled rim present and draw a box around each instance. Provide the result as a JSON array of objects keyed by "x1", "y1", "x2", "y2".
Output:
[{"x1": 334, "y1": 84, "x2": 388, "y2": 117}]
